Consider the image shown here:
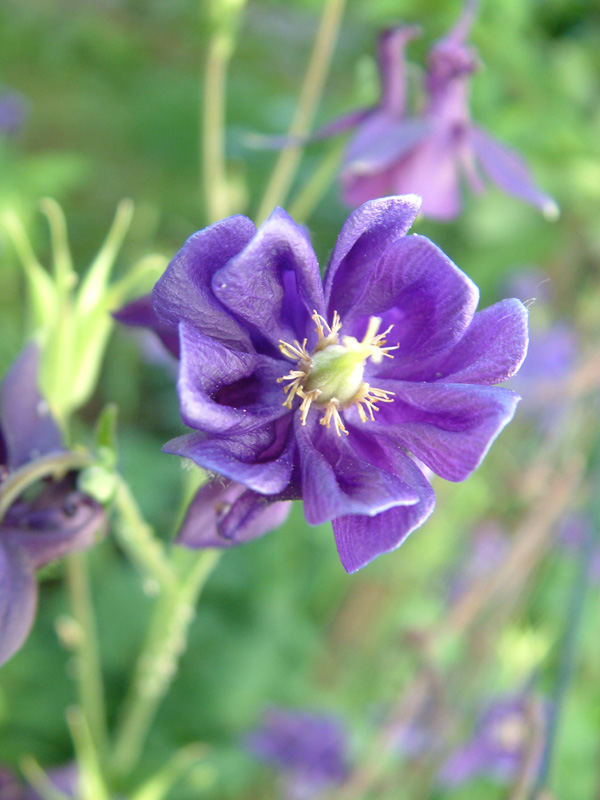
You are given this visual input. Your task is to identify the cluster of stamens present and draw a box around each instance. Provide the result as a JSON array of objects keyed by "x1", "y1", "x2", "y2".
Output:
[{"x1": 277, "y1": 310, "x2": 397, "y2": 436}]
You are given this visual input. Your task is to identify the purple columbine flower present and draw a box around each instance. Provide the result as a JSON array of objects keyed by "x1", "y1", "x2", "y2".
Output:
[
  {"x1": 309, "y1": 1, "x2": 557, "y2": 220},
  {"x1": 151, "y1": 196, "x2": 527, "y2": 572},
  {"x1": 0, "y1": 346, "x2": 105, "y2": 666},
  {"x1": 246, "y1": 709, "x2": 350, "y2": 799},
  {"x1": 559, "y1": 513, "x2": 600, "y2": 583},
  {"x1": 439, "y1": 694, "x2": 546, "y2": 787}
]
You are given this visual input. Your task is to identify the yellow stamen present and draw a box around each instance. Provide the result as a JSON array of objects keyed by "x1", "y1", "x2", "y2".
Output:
[
  {"x1": 276, "y1": 310, "x2": 397, "y2": 434},
  {"x1": 320, "y1": 400, "x2": 349, "y2": 436}
]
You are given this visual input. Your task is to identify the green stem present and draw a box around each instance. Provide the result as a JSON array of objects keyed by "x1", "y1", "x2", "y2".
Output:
[
  {"x1": 66, "y1": 551, "x2": 109, "y2": 759},
  {"x1": 112, "y1": 477, "x2": 176, "y2": 592},
  {"x1": 202, "y1": 33, "x2": 232, "y2": 223},
  {"x1": 288, "y1": 139, "x2": 345, "y2": 223},
  {"x1": 255, "y1": 0, "x2": 346, "y2": 224},
  {"x1": 110, "y1": 550, "x2": 221, "y2": 776}
]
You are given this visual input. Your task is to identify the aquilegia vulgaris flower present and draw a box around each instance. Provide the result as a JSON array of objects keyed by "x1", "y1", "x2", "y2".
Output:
[
  {"x1": 302, "y1": 1, "x2": 557, "y2": 220},
  {"x1": 151, "y1": 195, "x2": 527, "y2": 572},
  {"x1": 0, "y1": 345, "x2": 105, "y2": 666},
  {"x1": 246, "y1": 709, "x2": 350, "y2": 799}
]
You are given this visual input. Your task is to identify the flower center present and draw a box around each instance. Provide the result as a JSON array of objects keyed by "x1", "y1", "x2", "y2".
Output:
[{"x1": 277, "y1": 311, "x2": 397, "y2": 436}]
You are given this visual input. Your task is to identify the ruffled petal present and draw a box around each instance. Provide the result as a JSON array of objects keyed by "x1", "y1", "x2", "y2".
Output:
[
  {"x1": 471, "y1": 127, "x2": 558, "y2": 218},
  {"x1": 343, "y1": 234, "x2": 478, "y2": 379},
  {"x1": 175, "y1": 478, "x2": 291, "y2": 548},
  {"x1": 212, "y1": 208, "x2": 325, "y2": 350},
  {"x1": 114, "y1": 294, "x2": 180, "y2": 358},
  {"x1": 164, "y1": 419, "x2": 295, "y2": 495},
  {"x1": 0, "y1": 344, "x2": 62, "y2": 470},
  {"x1": 432, "y1": 298, "x2": 529, "y2": 384},
  {"x1": 332, "y1": 455, "x2": 435, "y2": 573},
  {"x1": 374, "y1": 380, "x2": 520, "y2": 481},
  {"x1": 324, "y1": 196, "x2": 422, "y2": 317},
  {"x1": 152, "y1": 215, "x2": 256, "y2": 350},
  {"x1": 178, "y1": 322, "x2": 288, "y2": 435},
  {"x1": 4, "y1": 479, "x2": 106, "y2": 569},
  {"x1": 296, "y1": 417, "x2": 419, "y2": 525},
  {"x1": 0, "y1": 540, "x2": 36, "y2": 666}
]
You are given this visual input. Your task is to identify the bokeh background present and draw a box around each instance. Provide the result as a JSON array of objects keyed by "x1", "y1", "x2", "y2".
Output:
[{"x1": 1, "y1": 0, "x2": 599, "y2": 797}]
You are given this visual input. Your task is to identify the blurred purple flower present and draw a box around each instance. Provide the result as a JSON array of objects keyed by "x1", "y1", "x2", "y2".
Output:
[
  {"x1": 0, "y1": 346, "x2": 105, "y2": 667},
  {"x1": 440, "y1": 694, "x2": 546, "y2": 786},
  {"x1": 151, "y1": 196, "x2": 527, "y2": 572},
  {"x1": 246, "y1": 709, "x2": 350, "y2": 799},
  {"x1": 0, "y1": 90, "x2": 27, "y2": 137},
  {"x1": 309, "y1": 1, "x2": 557, "y2": 220},
  {"x1": 448, "y1": 521, "x2": 509, "y2": 603},
  {"x1": 559, "y1": 513, "x2": 600, "y2": 582},
  {"x1": 510, "y1": 322, "x2": 578, "y2": 432}
]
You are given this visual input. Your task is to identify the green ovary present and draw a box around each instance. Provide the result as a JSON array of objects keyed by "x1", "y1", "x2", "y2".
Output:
[{"x1": 302, "y1": 344, "x2": 369, "y2": 405}]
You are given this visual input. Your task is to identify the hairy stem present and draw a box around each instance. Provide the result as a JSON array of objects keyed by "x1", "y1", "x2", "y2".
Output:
[
  {"x1": 66, "y1": 551, "x2": 108, "y2": 758},
  {"x1": 110, "y1": 550, "x2": 221, "y2": 776}
]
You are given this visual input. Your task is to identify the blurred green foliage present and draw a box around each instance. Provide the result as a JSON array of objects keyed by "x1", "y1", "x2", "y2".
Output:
[{"x1": 0, "y1": 0, "x2": 599, "y2": 798}]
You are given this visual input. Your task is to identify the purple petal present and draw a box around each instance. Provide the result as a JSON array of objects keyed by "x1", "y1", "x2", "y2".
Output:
[
  {"x1": 0, "y1": 344, "x2": 62, "y2": 470},
  {"x1": 374, "y1": 380, "x2": 520, "y2": 481},
  {"x1": 431, "y1": 299, "x2": 529, "y2": 384},
  {"x1": 439, "y1": 742, "x2": 486, "y2": 786},
  {"x1": 212, "y1": 208, "x2": 325, "y2": 350},
  {"x1": 342, "y1": 234, "x2": 478, "y2": 379},
  {"x1": 0, "y1": 541, "x2": 36, "y2": 666},
  {"x1": 332, "y1": 454, "x2": 435, "y2": 573},
  {"x1": 178, "y1": 322, "x2": 288, "y2": 435},
  {"x1": 4, "y1": 480, "x2": 106, "y2": 569},
  {"x1": 471, "y1": 127, "x2": 558, "y2": 217},
  {"x1": 152, "y1": 215, "x2": 256, "y2": 350},
  {"x1": 176, "y1": 478, "x2": 291, "y2": 548},
  {"x1": 296, "y1": 418, "x2": 419, "y2": 525},
  {"x1": 377, "y1": 26, "x2": 421, "y2": 115},
  {"x1": 390, "y1": 134, "x2": 463, "y2": 220},
  {"x1": 247, "y1": 108, "x2": 371, "y2": 149},
  {"x1": 164, "y1": 419, "x2": 295, "y2": 495},
  {"x1": 342, "y1": 115, "x2": 430, "y2": 177},
  {"x1": 114, "y1": 294, "x2": 180, "y2": 358},
  {"x1": 324, "y1": 196, "x2": 422, "y2": 317}
]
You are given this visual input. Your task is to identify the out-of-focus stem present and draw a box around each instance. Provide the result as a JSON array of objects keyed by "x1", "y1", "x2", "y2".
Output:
[
  {"x1": 202, "y1": 33, "x2": 231, "y2": 223},
  {"x1": 110, "y1": 550, "x2": 221, "y2": 777},
  {"x1": 527, "y1": 498, "x2": 596, "y2": 799},
  {"x1": 112, "y1": 476, "x2": 176, "y2": 592},
  {"x1": 288, "y1": 140, "x2": 345, "y2": 223},
  {"x1": 256, "y1": 0, "x2": 346, "y2": 224},
  {"x1": 66, "y1": 552, "x2": 108, "y2": 759}
]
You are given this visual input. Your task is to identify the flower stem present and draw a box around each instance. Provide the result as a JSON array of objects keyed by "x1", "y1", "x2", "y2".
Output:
[
  {"x1": 66, "y1": 551, "x2": 109, "y2": 759},
  {"x1": 112, "y1": 476, "x2": 176, "y2": 592},
  {"x1": 110, "y1": 549, "x2": 221, "y2": 777},
  {"x1": 255, "y1": 0, "x2": 346, "y2": 224},
  {"x1": 288, "y1": 139, "x2": 345, "y2": 223},
  {"x1": 202, "y1": 33, "x2": 231, "y2": 223}
]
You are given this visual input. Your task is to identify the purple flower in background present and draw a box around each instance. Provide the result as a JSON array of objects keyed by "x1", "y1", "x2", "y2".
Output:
[
  {"x1": 0, "y1": 346, "x2": 105, "y2": 666},
  {"x1": 308, "y1": 1, "x2": 557, "y2": 219},
  {"x1": 440, "y1": 695, "x2": 546, "y2": 786},
  {"x1": 0, "y1": 90, "x2": 27, "y2": 137},
  {"x1": 246, "y1": 709, "x2": 350, "y2": 799},
  {"x1": 559, "y1": 513, "x2": 600, "y2": 582},
  {"x1": 510, "y1": 322, "x2": 577, "y2": 433},
  {"x1": 448, "y1": 521, "x2": 509, "y2": 603},
  {"x1": 152, "y1": 196, "x2": 527, "y2": 572}
]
